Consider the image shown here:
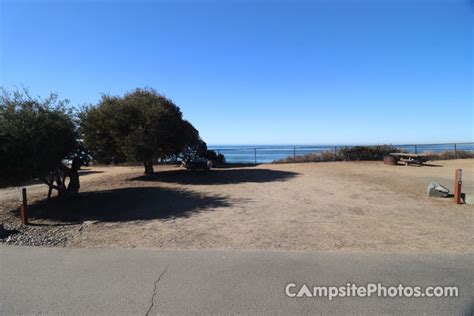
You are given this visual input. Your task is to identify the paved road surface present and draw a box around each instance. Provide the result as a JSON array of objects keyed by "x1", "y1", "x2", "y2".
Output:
[{"x1": 0, "y1": 246, "x2": 472, "y2": 315}]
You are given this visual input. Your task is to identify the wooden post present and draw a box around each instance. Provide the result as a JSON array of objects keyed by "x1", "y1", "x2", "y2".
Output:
[
  {"x1": 254, "y1": 148, "x2": 257, "y2": 164},
  {"x1": 414, "y1": 144, "x2": 417, "y2": 154},
  {"x1": 19, "y1": 188, "x2": 28, "y2": 225},
  {"x1": 293, "y1": 147, "x2": 296, "y2": 161},
  {"x1": 454, "y1": 169, "x2": 462, "y2": 205},
  {"x1": 454, "y1": 144, "x2": 457, "y2": 158},
  {"x1": 334, "y1": 146, "x2": 337, "y2": 154}
]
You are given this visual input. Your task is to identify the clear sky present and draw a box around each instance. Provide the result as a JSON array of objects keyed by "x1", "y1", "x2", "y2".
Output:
[{"x1": 1, "y1": 0, "x2": 472, "y2": 145}]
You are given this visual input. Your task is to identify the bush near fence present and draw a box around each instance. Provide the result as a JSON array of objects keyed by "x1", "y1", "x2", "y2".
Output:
[
  {"x1": 273, "y1": 146, "x2": 474, "y2": 164},
  {"x1": 337, "y1": 145, "x2": 399, "y2": 161},
  {"x1": 425, "y1": 150, "x2": 474, "y2": 161},
  {"x1": 274, "y1": 145, "x2": 398, "y2": 163}
]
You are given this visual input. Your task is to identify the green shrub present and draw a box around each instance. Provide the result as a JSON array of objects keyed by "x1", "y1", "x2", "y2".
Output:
[{"x1": 201, "y1": 149, "x2": 226, "y2": 166}]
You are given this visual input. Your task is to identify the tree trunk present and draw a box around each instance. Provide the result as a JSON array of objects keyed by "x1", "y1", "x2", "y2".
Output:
[
  {"x1": 66, "y1": 169, "x2": 80, "y2": 196},
  {"x1": 57, "y1": 183, "x2": 68, "y2": 198},
  {"x1": 144, "y1": 160, "x2": 154, "y2": 176},
  {"x1": 43, "y1": 162, "x2": 81, "y2": 199},
  {"x1": 62, "y1": 159, "x2": 80, "y2": 197}
]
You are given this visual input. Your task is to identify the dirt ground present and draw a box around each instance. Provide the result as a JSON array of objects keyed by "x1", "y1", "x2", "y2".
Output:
[{"x1": 1, "y1": 160, "x2": 473, "y2": 253}]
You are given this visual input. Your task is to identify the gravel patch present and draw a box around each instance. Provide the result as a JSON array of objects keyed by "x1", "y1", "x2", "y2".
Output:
[{"x1": 0, "y1": 222, "x2": 71, "y2": 247}]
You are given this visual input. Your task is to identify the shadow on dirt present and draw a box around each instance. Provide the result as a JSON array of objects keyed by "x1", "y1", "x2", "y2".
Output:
[
  {"x1": 15, "y1": 187, "x2": 234, "y2": 223},
  {"x1": 130, "y1": 168, "x2": 299, "y2": 185}
]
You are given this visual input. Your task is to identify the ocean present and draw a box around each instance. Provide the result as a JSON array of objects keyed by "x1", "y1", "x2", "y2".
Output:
[{"x1": 208, "y1": 143, "x2": 474, "y2": 164}]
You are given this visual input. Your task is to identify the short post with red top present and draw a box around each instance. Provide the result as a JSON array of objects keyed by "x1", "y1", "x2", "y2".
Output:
[
  {"x1": 19, "y1": 187, "x2": 28, "y2": 225},
  {"x1": 454, "y1": 169, "x2": 462, "y2": 205}
]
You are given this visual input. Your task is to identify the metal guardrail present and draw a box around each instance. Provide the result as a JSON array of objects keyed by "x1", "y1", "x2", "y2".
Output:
[{"x1": 211, "y1": 142, "x2": 474, "y2": 164}]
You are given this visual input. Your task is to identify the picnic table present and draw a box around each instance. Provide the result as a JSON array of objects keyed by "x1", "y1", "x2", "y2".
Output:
[{"x1": 389, "y1": 153, "x2": 429, "y2": 166}]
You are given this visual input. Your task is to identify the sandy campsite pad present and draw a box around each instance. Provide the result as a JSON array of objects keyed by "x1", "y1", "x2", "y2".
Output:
[{"x1": 1, "y1": 160, "x2": 473, "y2": 252}]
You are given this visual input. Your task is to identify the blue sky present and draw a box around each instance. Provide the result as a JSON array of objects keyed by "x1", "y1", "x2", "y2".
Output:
[{"x1": 1, "y1": 0, "x2": 472, "y2": 145}]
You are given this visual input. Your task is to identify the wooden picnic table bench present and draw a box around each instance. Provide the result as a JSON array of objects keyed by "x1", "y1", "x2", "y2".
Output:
[{"x1": 389, "y1": 153, "x2": 430, "y2": 166}]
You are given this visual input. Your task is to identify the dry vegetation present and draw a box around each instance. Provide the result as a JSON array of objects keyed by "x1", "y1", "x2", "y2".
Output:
[
  {"x1": 0, "y1": 160, "x2": 473, "y2": 252},
  {"x1": 274, "y1": 147, "x2": 474, "y2": 164},
  {"x1": 424, "y1": 150, "x2": 474, "y2": 160}
]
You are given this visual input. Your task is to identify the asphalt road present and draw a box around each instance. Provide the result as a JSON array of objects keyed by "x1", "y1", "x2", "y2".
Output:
[{"x1": 0, "y1": 246, "x2": 472, "y2": 315}]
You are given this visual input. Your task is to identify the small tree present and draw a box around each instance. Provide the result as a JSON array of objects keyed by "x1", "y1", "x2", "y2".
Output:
[
  {"x1": 78, "y1": 96, "x2": 127, "y2": 165},
  {"x1": 81, "y1": 88, "x2": 201, "y2": 175},
  {"x1": 0, "y1": 89, "x2": 86, "y2": 197}
]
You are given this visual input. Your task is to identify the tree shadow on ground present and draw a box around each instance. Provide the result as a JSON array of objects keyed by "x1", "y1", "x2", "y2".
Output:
[
  {"x1": 130, "y1": 168, "x2": 299, "y2": 185},
  {"x1": 422, "y1": 163, "x2": 443, "y2": 167},
  {"x1": 394, "y1": 162, "x2": 443, "y2": 168},
  {"x1": 17, "y1": 187, "x2": 232, "y2": 223},
  {"x1": 78, "y1": 170, "x2": 105, "y2": 176},
  {"x1": 215, "y1": 163, "x2": 261, "y2": 169}
]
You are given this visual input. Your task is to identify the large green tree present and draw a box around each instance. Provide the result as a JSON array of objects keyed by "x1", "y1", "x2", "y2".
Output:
[
  {"x1": 81, "y1": 88, "x2": 202, "y2": 175},
  {"x1": 0, "y1": 89, "x2": 88, "y2": 197}
]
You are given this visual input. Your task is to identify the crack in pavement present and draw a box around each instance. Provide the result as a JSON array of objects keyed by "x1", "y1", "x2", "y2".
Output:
[{"x1": 145, "y1": 265, "x2": 169, "y2": 316}]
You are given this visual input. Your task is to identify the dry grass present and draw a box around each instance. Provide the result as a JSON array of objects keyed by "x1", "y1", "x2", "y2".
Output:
[
  {"x1": 1, "y1": 160, "x2": 473, "y2": 253},
  {"x1": 426, "y1": 150, "x2": 474, "y2": 160}
]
